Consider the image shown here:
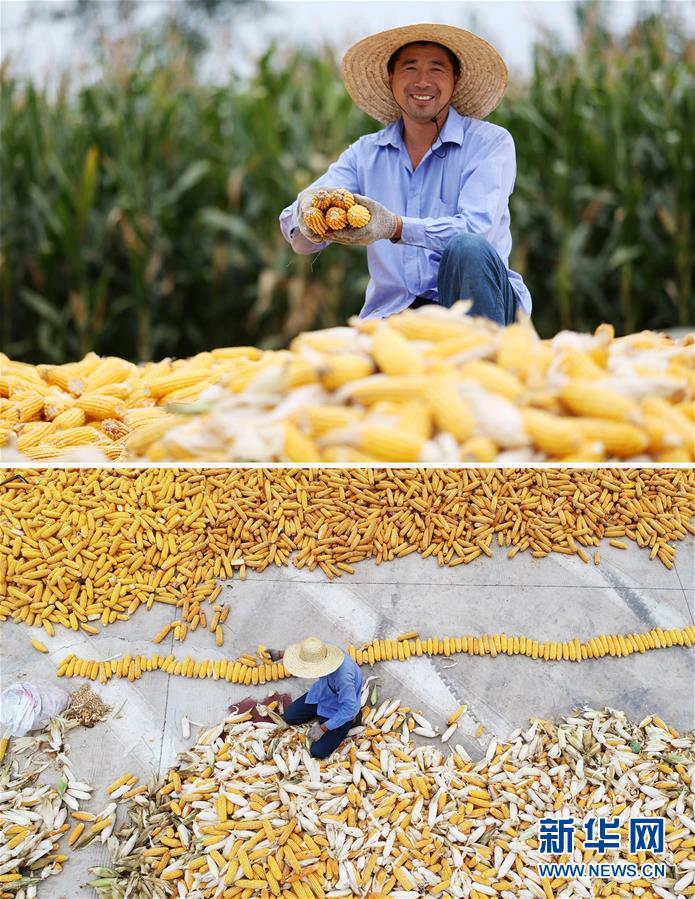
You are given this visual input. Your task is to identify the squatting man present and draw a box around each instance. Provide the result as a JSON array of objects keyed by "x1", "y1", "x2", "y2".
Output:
[
  {"x1": 280, "y1": 637, "x2": 363, "y2": 758},
  {"x1": 280, "y1": 23, "x2": 531, "y2": 325}
]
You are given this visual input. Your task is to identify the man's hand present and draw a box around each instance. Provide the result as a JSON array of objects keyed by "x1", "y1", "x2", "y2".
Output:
[
  {"x1": 327, "y1": 194, "x2": 400, "y2": 246},
  {"x1": 296, "y1": 187, "x2": 339, "y2": 244},
  {"x1": 308, "y1": 722, "x2": 326, "y2": 742}
]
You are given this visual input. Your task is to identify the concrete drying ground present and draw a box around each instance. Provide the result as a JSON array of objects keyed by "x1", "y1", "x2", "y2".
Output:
[{"x1": 2, "y1": 538, "x2": 694, "y2": 898}]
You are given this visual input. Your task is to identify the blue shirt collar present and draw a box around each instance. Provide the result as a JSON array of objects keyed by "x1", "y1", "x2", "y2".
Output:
[{"x1": 375, "y1": 106, "x2": 467, "y2": 148}]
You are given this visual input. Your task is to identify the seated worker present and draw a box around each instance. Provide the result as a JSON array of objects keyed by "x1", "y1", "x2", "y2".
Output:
[
  {"x1": 279, "y1": 23, "x2": 531, "y2": 325},
  {"x1": 282, "y1": 637, "x2": 363, "y2": 758}
]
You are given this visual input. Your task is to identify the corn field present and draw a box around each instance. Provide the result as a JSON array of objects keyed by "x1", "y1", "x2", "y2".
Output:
[{"x1": 0, "y1": 5, "x2": 692, "y2": 365}]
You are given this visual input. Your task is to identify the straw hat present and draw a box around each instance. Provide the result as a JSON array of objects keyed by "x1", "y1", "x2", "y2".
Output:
[
  {"x1": 341, "y1": 23, "x2": 508, "y2": 124},
  {"x1": 283, "y1": 637, "x2": 344, "y2": 678}
]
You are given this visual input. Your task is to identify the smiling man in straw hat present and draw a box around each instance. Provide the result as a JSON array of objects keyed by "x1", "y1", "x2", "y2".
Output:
[
  {"x1": 279, "y1": 23, "x2": 531, "y2": 326},
  {"x1": 281, "y1": 637, "x2": 363, "y2": 758}
]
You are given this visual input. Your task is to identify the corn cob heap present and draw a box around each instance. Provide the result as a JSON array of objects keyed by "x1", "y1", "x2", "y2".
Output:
[
  {"x1": 54, "y1": 621, "x2": 695, "y2": 686},
  {"x1": 0, "y1": 346, "x2": 266, "y2": 462},
  {"x1": 83, "y1": 702, "x2": 694, "y2": 899},
  {"x1": 2, "y1": 469, "x2": 693, "y2": 642},
  {"x1": 3, "y1": 306, "x2": 693, "y2": 464},
  {"x1": 303, "y1": 188, "x2": 371, "y2": 238},
  {"x1": 104, "y1": 306, "x2": 695, "y2": 463},
  {"x1": 0, "y1": 706, "x2": 99, "y2": 899}
]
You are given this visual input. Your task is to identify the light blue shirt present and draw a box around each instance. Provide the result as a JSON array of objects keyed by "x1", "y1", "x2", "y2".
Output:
[
  {"x1": 305, "y1": 654, "x2": 363, "y2": 731},
  {"x1": 279, "y1": 107, "x2": 532, "y2": 318}
]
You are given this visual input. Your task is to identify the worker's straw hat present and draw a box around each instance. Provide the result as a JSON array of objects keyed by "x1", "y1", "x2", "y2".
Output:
[
  {"x1": 283, "y1": 637, "x2": 344, "y2": 678},
  {"x1": 342, "y1": 23, "x2": 508, "y2": 124}
]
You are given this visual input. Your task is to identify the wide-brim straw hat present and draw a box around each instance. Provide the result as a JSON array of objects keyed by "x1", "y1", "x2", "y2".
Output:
[
  {"x1": 341, "y1": 23, "x2": 508, "y2": 124},
  {"x1": 283, "y1": 637, "x2": 344, "y2": 678}
]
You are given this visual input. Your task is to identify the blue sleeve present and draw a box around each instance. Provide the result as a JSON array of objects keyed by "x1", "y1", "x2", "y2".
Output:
[
  {"x1": 279, "y1": 144, "x2": 361, "y2": 255},
  {"x1": 322, "y1": 670, "x2": 360, "y2": 731},
  {"x1": 398, "y1": 132, "x2": 517, "y2": 253}
]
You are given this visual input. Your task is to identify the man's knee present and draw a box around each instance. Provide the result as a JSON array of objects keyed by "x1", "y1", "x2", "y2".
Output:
[
  {"x1": 309, "y1": 741, "x2": 330, "y2": 759},
  {"x1": 442, "y1": 232, "x2": 492, "y2": 263}
]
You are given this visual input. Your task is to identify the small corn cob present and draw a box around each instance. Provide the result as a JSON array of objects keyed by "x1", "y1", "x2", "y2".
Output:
[
  {"x1": 560, "y1": 381, "x2": 641, "y2": 422},
  {"x1": 573, "y1": 418, "x2": 649, "y2": 458},
  {"x1": 325, "y1": 207, "x2": 348, "y2": 230},
  {"x1": 521, "y1": 408, "x2": 581, "y2": 456},
  {"x1": 320, "y1": 354, "x2": 375, "y2": 391},
  {"x1": 329, "y1": 188, "x2": 355, "y2": 210},
  {"x1": 52, "y1": 407, "x2": 87, "y2": 429},
  {"x1": 311, "y1": 189, "x2": 333, "y2": 211},
  {"x1": 357, "y1": 425, "x2": 424, "y2": 462},
  {"x1": 347, "y1": 204, "x2": 371, "y2": 228},
  {"x1": 371, "y1": 327, "x2": 425, "y2": 376},
  {"x1": 460, "y1": 360, "x2": 524, "y2": 400},
  {"x1": 284, "y1": 422, "x2": 320, "y2": 462},
  {"x1": 303, "y1": 207, "x2": 328, "y2": 237},
  {"x1": 425, "y1": 380, "x2": 475, "y2": 442},
  {"x1": 76, "y1": 393, "x2": 125, "y2": 421}
]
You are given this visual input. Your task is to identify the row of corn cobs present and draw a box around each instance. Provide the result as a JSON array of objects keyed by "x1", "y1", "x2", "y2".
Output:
[
  {"x1": 53, "y1": 624, "x2": 695, "y2": 686},
  {"x1": 2, "y1": 305, "x2": 693, "y2": 462}
]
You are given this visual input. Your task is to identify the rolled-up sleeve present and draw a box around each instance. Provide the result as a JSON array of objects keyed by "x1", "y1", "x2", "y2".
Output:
[
  {"x1": 279, "y1": 144, "x2": 362, "y2": 255},
  {"x1": 399, "y1": 132, "x2": 517, "y2": 253}
]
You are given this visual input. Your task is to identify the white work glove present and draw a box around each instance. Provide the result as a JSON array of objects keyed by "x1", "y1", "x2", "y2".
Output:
[
  {"x1": 327, "y1": 194, "x2": 399, "y2": 246},
  {"x1": 308, "y1": 722, "x2": 325, "y2": 743},
  {"x1": 296, "y1": 186, "x2": 340, "y2": 244}
]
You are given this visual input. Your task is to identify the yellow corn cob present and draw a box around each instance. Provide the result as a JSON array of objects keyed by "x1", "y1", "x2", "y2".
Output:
[
  {"x1": 459, "y1": 436, "x2": 498, "y2": 462},
  {"x1": 320, "y1": 354, "x2": 375, "y2": 391},
  {"x1": 643, "y1": 414, "x2": 682, "y2": 454},
  {"x1": 395, "y1": 400, "x2": 432, "y2": 440},
  {"x1": 640, "y1": 397, "x2": 694, "y2": 456},
  {"x1": 371, "y1": 327, "x2": 426, "y2": 376},
  {"x1": 52, "y1": 407, "x2": 87, "y2": 429},
  {"x1": 559, "y1": 381, "x2": 641, "y2": 422},
  {"x1": 357, "y1": 425, "x2": 424, "y2": 462},
  {"x1": 426, "y1": 380, "x2": 475, "y2": 442},
  {"x1": 303, "y1": 208, "x2": 328, "y2": 238},
  {"x1": 495, "y1": 323, "x2": 539, "y2": 379},
  {"x1": 50, "y1": 426, "x2": 108, "y2": 448},
  {"x1": 31, "y1": 639, "x2": 49, "y2": 653},
  {"x1": 16, "y1": 422, "x2": 56, "y2": 452},
  {"x1": 520, "y1": 409, "x2": 581, "y2": 456},
  {"x1": 42, "y1": 394, "x2": 73, "y2": 420},
  {"x1": 325, "y1": 207, "x2": 348, "y2": 230},
  {"x1": 76, "y1": 393, "x2": 125, "y2": 421},
  {"x1": 347, "y1": 204, "x2": 371, "y2": 228},
  {"x1": 460, "y1": 361, "x2": 524, "y2": 400},
  {"x1": 388, "y1": 312, "x2": 473, "y2": 343},
  {"x1": 329, "y1": 188, "x2": 355, "y2": 210},
  {"x1": 145, "y1": 371, "x2": 212, "y2": 400},
  {"x1": 572, "y1": 418, "x2": 649, "y2": 458},
  {"x1": 127, "y1": 418, "x2": 181, "y2": 454},
  {"x1": 12, "y1": 394, "x2": 44, "y2": 422},
  {"x1": 284, "y1": 423, "x2": 320, "y2": 462},
  {"x1": 286, "y1": 358, "x2": 318, "y2": 388},
  {"x1": 556, "y1": 350, "x2": 606, "y2": 380},
  {"x1": 82, "y1": 357, "x2": 133, "y2": 392},
  {"x1": 102, "y1": 418, "x2": 130, "y2": 441},
  {"x1": 301, "y1": 405, "x2": 361, "y2": 436},
  {"x1": 346, "y1": 374, "x2": 428, "y2": 405},
  {"x1": 311, "y1": 189, "x2": 333, "y2": 211}
]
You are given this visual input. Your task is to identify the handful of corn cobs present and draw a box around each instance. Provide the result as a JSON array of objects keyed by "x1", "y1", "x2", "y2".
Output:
[{"x1": 304, "y1": 188, "x2": 371, "y2": 237}]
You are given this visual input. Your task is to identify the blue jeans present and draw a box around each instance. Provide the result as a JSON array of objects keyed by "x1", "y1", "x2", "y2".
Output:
[
  {"x1": 411, "y1": 233, "x2": 517, "y2": 325},
  {"x1": 283, "y1": 692, "x2": 358, "y2": 759}
]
